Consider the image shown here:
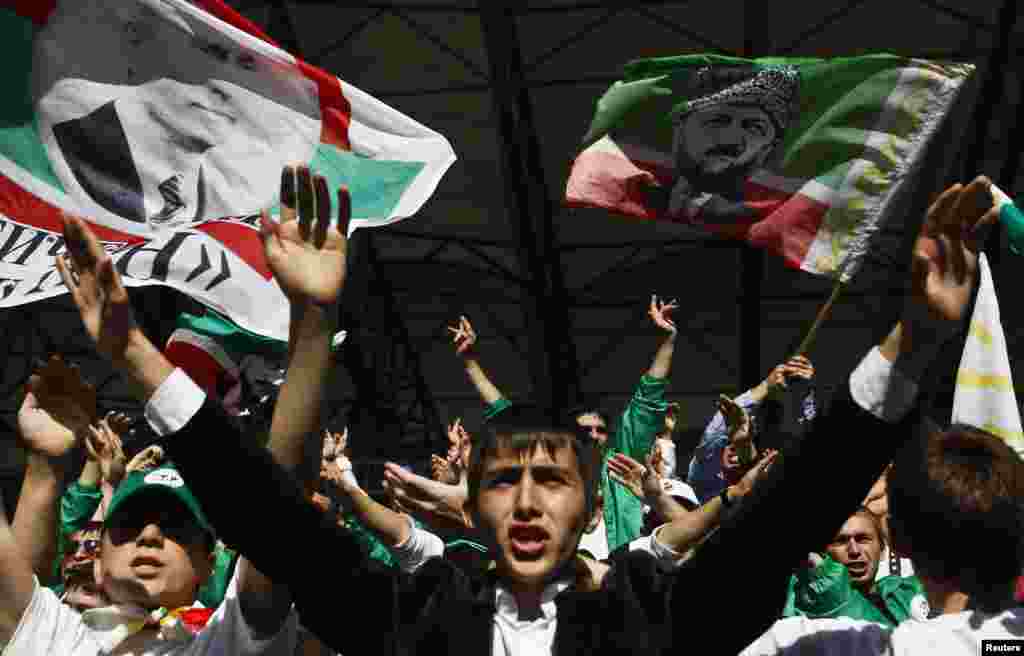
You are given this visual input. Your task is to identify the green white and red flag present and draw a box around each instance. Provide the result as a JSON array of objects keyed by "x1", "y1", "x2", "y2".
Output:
[
  {"x1": 0, "y1": 0, "x2": 454, "y2": 340},
  {"x1": 566, "y1": 54, "x2": 974, "y2": 280}
]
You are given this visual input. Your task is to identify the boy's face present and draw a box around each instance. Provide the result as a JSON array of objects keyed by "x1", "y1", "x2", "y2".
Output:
[
  {"x1": 474, "y1": 442, "x2": 590, "y2": 594},
  {"x1": 97, "y1": 492, "x2": 213, "y2": 609}
]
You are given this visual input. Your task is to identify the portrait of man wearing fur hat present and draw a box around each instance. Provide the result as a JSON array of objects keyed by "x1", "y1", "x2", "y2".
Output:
[{"x1": 655, "y1": 65, "x2": 800, "y2": 224}]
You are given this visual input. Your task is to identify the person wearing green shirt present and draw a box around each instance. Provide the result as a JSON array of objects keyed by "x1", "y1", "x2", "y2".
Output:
[
  {"x1": 450, "y1": 294, "x2": 680, "y2": 554},
  {"x1": 783, "y1": 508, "x2": 929, "y2": 626}
]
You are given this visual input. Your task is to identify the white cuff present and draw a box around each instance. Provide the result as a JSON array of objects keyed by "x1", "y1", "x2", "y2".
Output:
[
  {"x1": 391, "y1": 516, "x2": 445, "y2": 574},
  {"x1": 144, "y1": 368, "x2": 207, "y2": 437},
  {"x1": 849, "y1": 347, "x2": 919, "y2": 423}
]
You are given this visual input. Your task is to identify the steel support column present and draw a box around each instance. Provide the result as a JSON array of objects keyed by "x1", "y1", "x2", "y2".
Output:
[
  {"x1": 739, "y1": 7, "x2": 763, "y2": 389},
  {"x1": 478, "y1": 2, "x2": 581, "y2": 419}
]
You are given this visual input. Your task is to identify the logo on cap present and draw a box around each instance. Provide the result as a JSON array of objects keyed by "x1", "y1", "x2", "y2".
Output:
[{"x1": 144, "y1": 469, "x2": 185, "y2": 488}]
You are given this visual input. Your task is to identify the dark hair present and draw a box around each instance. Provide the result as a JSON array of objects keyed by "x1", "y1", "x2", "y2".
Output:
[
  {"x1": 466, "y1": 406, "x2": 604, "y2": 523},
  {"x1": 888, "y1": 423, "x2": 1024, "y2": 606}
]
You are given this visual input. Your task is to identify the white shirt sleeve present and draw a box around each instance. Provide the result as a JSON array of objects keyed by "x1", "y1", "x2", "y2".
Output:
[
  {"x1": 390, "y1": 516, "x2": 445, "y2": 574},
  {"x1": 849, "y1": 346, "x2": 919, "y2": 423},
  {"x1": 144, "y1": 367, "x2": 208, "y2": 437},
  {"x1": 185, "y1": 564, "x2": 298, "y2": 655},
  {"x1": 4, "y1": 577, "x2": 102, "y2": 655},
  {"x1": 628, "y1": 524, "x2": 694, "y2": 568}
]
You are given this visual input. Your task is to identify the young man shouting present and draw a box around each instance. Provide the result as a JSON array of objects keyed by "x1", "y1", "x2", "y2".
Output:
[{"x1": 54, "y1": 165, "x2": 995, "y2": 655}]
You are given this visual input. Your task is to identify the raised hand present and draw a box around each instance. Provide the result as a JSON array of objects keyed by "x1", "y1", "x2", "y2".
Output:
[
  {"x1": 606, "y1": 452, "x2": 646, "y2": 500},
  {"x1": 909, "y1": 177, "x2": 996, "y2": 325},
  {"x1": 732, "y1": 449, "x2": 778, "y2": 498},
  {"x1": 431, "y1": 454, "x2": 457, "y2": 485},
  {"x1": 56, "y1": 215, "x2": 139, "y2": 364},
  {"x1": 719, "y1": 395, "x2": 751, "y2": 446},
  {"x1": 446, "y1": 419, "x2": 471, "y2": 471},
  {"x1": 648, "y1": 295, "x2": 679, "y2": 335},
  {"x1": 126, "y1": 445, "x2": 165, "y2": 474},
  {"x1": 644, "y1": 446, "x2": 670, "y2": 500},
  {"x1": 309, "y1": 492, "x2": 333, "y2": 514},
  {"x1": 447, "y1": 316, "x2": 477, "y2": 358},
  {"x1": 104, "y1": 411, "x2": 134, "y2": 438},
  {"x1": 321, "y1": 430, "x2": 338, "y2": 462},
  {"x1": 17, "y1": 356, "x2": 96, "y2": 461},
  {"x1": 382, "y1": 462, "x2": 469, "y2": 528},
  {"x1": 84, "y1": 415, "x2": 127, "y2": 486},
  {"x1": 260, "y1": 165, "x2": 350, "y2": 306},
  {"x1": 765, "y1": 355, "x2": 815, "y2": 398}
]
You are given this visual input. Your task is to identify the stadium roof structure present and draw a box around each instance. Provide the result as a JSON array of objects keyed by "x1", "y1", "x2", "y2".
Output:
[{"x1": 1, "y1": 0, "x2": 1022, "y2": 492}]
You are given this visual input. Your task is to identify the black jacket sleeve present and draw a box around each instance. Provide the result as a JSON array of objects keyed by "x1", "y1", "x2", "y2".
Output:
[
  {"x1": 158, "y1": 399, "x2": 403, "y2": 652},
  {"x1": 671, "y1": 384, "x2": 918, "y2": 654}
]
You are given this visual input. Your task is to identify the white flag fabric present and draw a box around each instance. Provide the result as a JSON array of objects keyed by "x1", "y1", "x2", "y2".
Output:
[
  {"x1": 952, "y1": 253, "x2": 1024, "y2": 456},
  {"x1": 0, "y1": 0, "x2": 455, "y2": 340}
]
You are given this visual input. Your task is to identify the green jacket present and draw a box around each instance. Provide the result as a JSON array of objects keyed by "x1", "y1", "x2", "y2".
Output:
[
  {"x1": 783, "y1": 555, "x2": 928, "y2": 626},
  {"x1": 485, "y1": 374, "x2": 669, "y2": 553}
]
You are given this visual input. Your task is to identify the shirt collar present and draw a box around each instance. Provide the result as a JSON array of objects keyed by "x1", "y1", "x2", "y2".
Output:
[{"x1": 494, "y1": 577, "x2": 574, "y2": 623}]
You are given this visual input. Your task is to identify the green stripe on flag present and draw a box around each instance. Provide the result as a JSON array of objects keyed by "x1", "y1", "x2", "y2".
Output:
[
  {"x1": 180, "y1": 309, "x2": 288, "y2": 359},
  {"x1": 0, "y1": 9, "x2": 63, "y2": 191},
  {"x1": 311, "y1": 143, "x2": 425, "y2": 222}
]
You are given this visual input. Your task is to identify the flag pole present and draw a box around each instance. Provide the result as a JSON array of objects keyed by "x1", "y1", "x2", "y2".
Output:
[{"x1": 794, "y1": 278, "x2": 845, "y2": 356}]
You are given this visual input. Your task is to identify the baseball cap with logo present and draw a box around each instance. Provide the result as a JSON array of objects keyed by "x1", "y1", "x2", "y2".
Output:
[{"x1": 105, "y1": 464, "x2": 214, "y2": 539}]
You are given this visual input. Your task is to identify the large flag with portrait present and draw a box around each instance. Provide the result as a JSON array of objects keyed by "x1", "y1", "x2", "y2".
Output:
[
  {"x1": 0, "y1": 0, "x2": 455, "y2": 340},
  {"x1": 566, "y1": 55, "x2": 974, "y2": 280}
]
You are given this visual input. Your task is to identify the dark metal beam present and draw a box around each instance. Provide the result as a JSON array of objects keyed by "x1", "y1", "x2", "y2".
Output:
[
  {"x1": 477, "y1": 2, "x2": 581, "y2": 418},
  {"x1": 739, "y1": 4, "x2": 763, "y2": 389},
  {"x1": 963, "y1": 0, "x2": 1018, "y2": 187}
]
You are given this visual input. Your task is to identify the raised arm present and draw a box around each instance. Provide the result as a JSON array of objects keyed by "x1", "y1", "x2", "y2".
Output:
[
  {"x1": 677, "y1": 177, "x2": 997, "y2": 655},
  {"x1": 1, "y1": 357, "x2": 95, "y2": 641},
  {"x1": 645, "y1": 295, "x2": 679, "y2": 380},
  {"x1": 449, "y1": 316, "x2": 507, "y2": 409},
  {"x1": 56, "y1": 166, "x2": 401, "y2": 652},
  {"x1": 237, "y1": 168, "x2": 347, "y2": 636}
]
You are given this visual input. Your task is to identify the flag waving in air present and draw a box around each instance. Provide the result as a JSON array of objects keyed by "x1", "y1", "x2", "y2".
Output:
[
  {"x1": 0, "y1": 0, "x2": 455, "y2": 340},
  {"x1": 952, "y1": 253, "x2": 1024, "y2": 457},
  {"x1": 566, "y1": 54, "x2": 973, "y2": 280}
]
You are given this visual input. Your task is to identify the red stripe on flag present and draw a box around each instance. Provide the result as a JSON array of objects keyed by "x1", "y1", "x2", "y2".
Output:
[
  {"x1": 298, "y1": 61, "x2": 352, "y2": 151},
  {"x1": 0, "y1": 0, "x2": 55, "y2": 24},
  {"x1": 192, "y1": 220, "x2": 272, "y2": 280},
  {"x1": 164, "y1": 339, "x2": 229, "y2": 397},
  {"x1": 0, "y1": 174, "x2": 145, "y2": 244},
  {"x1": 746, "y1": 181, "x2": 828, "y2": 270},
  {"x1": 190, "y1": 0, "x2": 280, "y2": 48},
  {"x1": 198, "y1": 0, "x2": 351, "y2": 150}
]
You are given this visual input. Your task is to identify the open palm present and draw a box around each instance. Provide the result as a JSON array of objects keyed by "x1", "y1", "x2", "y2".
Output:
[
  {"x1": 17, "y1": 356, "x2": 96, "y2": 459},
  {"x1": 261, "y1": 165, "x2": 350, "y2": 305},
  {"x1": 911, "y1": 177, "x2": 995, "y2": 323}
]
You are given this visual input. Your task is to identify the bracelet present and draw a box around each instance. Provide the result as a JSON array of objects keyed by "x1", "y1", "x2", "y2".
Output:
[{"x1": 719, "y1": 486, "x2": 734, "y2": 509}]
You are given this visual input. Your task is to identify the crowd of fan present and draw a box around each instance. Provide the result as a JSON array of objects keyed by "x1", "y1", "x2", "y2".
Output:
[{"x1": 0, "y1": 167, "x2": 1020, "y2": 655}]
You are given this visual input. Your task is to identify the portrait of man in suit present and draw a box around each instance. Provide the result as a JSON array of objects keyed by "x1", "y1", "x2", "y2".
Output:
[{"x1": 31, "y1": 0, "x2": 322, "y2": 231}]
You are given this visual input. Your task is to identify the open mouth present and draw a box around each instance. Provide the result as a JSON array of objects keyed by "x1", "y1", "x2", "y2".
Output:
[
  {"x1": 508, "y1": 525, "x2": 549, "y2": 558},
  {"x1": 131, "y1": 556, "x2": 163, "y2": 573}
]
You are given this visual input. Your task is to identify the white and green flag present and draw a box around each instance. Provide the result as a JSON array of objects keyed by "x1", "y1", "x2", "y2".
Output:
[
  {"x1": 566, "y1": 54, "x2": 973, "y2": 280},
  {"x1": 952, "y1": 253, "x2": 1024, "y2": 456},
  {"x1": 0, "y1": 0, "x2": 454, "y2": 340}
]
